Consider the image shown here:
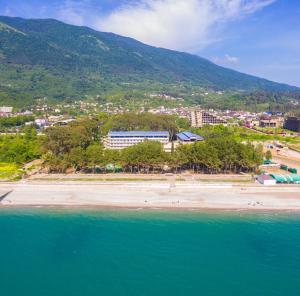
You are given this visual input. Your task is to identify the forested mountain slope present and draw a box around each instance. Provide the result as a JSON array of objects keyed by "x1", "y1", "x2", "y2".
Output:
[{"x1": 0, "y1": 16, "x2": 298, "y2": 105}]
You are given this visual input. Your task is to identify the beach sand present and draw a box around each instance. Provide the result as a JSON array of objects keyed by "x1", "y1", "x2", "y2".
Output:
[{"x1": 1, "y1": 181, "x2": 300, "y2": 210}]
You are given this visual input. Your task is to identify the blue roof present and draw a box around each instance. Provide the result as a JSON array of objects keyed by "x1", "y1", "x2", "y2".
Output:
[
  {"x1": 108, "y1": 131, "x2": 170, "y2": 138},
  {"x1": 176, "y1": 132, "x2": 204, "y2": 142}
]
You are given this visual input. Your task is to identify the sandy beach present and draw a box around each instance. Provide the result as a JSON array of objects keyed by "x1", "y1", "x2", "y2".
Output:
[{"x1": 1, "y1": 180, "x2": 300, "y2": 210}]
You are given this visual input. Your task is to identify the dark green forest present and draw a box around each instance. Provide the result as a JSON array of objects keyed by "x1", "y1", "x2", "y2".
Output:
[{"x1": 0, "y1": 16, "x2": 299, "y2": 109}]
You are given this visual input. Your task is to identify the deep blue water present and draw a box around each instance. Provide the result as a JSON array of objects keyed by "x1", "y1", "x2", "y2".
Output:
[{"x1": 0, "y1": 208, "x2": 300, "y2": 296}]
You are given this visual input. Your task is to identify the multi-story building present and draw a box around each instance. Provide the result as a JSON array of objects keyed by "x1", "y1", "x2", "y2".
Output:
[
  {"x1": 284, "y1": 117, "x2": 300, "y2": 132},
  {"x1": 0, "y1": 106, "x2": 13, "y2": 117},
  {"x1": 259, "y1": 117, "x2": 284, "y2": 128},
  {"x1": 244, "y1": 120, "x2": 260, "y2": 128},
  {"x1": 189, "y1": 109, "x2": 227, "y2": 127},
  {"x1": 104, "y1": 131, "x2": 170, "y2": 150},
  {"x1": 0, "y1": 106, "x2": 13, "y2": 113}
]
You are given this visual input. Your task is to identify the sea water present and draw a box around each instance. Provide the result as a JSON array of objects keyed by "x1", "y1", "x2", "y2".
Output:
[{"x1": 0, "y1": 208, "x2": 300, "y2": 296}]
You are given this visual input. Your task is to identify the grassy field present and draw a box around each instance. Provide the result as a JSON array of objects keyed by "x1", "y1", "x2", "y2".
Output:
[
  {"x1": 234, "y1": 127, "x2": 300, "y2": 144},
  {"x1": 0, "y1": 163, "x2": 23, "y2": 181}
]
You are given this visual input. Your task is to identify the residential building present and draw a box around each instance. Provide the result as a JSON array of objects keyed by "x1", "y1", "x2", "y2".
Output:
[
  {"x1": 259, "y1": 117, "x2": 284, "y2": 128},
  {"x1": 189, "y1": 109, "x2": 227, "y2": 127},
  {"x1": 35, "y1": 119, "x2": 48, "y2": 128},
  {"x1": 0, "y1": 106, "x2": 13, "y2": 113},
  {"x1": 51, "y1": 119, "x2": 75, "y2": 126},
  {"x1": 104, "y1": 131, "x2": 170, "y2": 150},
  {"x1": 0, "y1": 106, "x2": 13, "y2": 117},
  {"x1": 245, "y1": 120, "x2": 260, "y2": 128},
  {"x1": 284, "y1": 117, "x2": 300, "y2": 132}
]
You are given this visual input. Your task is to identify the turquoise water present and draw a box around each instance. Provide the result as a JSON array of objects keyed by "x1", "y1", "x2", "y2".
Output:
[{"x1": 1, "y1": 209, "x2": 300, "y2": 296}]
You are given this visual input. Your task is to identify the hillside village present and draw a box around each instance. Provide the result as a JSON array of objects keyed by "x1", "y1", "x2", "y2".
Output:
[{"x1": 1, "y1": 99, "x2": 299, "y2": 134}]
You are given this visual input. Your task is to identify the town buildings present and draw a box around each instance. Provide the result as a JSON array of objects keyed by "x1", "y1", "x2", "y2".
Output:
[
  {"x1": 0, "y1": 106, "x2": 13, "y2": 117},
  {"x1": 189, "y1": 109, "x2": 227, "y2": 127},
  {"x1": 244, "y1": 120, "x2": 260, "y2": 128},
  {"x1": 259, "y1": 116, "x2": 284, "y2": 128}
]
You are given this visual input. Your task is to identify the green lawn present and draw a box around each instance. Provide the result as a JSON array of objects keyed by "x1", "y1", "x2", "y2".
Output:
[{"x1": 0, "y1": 163, "x2": 23, "y2": 181}]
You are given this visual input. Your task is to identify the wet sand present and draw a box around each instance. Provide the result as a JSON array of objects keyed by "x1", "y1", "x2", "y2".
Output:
[{"x1": 0, "y1": 181, "x2": 300, "y2": 210}]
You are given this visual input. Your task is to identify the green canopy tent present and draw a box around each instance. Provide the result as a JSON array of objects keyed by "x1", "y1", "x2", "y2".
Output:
[
  {"x1": 105, "y1": 164, "x2": 123, "y2": 173},
  {"x1": 270, "y1": 174, "x2": 300, "y2": 184}
]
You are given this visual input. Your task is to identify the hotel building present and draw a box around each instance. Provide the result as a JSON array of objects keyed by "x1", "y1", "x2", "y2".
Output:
[{"x1": 104, "y1": 131, "x2": 170, "y2": 150}]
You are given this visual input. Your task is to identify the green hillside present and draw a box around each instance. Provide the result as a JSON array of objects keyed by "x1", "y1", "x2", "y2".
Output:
[{"x1": 0, "y1": 16, "x2": 298, "y2": 106}]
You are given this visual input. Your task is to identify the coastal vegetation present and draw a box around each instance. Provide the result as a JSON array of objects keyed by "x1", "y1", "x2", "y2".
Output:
[
  {"x1": 0, "y1": 162, "x2": 22, "y2": 180},
  {"x1": 0, "y1": 127, "x2": 41, "y2": 164},
  {"x1": 192, "y1": 125, "x2": 300, "y2": 144},
  {"x1": 43, "y1": 136, "x2": 262, "y2": 174},
  {"x1": 100, "y1": 112, "x2": 189, "y2": 138},
  {"x1": 3, "y1": 113, "x2": 298, "y2": 178},
  {"x1": 41, "y1": 116, "x2": 263, "y2": 174}
]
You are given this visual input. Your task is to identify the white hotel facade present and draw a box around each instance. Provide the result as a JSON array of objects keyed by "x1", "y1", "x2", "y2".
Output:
[{"x1": 103, "y1": 131, "x2": 170, "y2": 150}]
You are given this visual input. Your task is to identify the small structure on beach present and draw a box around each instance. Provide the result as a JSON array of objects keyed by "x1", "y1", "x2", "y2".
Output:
[
  {"x1": 257, "y1": 174, "x2": 276, "y2": 185},
  {"x1": 270, "y1": 174, "x2": 300, "y2": 184}
]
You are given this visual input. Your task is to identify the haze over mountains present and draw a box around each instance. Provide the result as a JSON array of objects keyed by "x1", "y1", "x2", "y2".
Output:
[{"x1": 0, "y1": 16, "x2": 298, "y2": 105}]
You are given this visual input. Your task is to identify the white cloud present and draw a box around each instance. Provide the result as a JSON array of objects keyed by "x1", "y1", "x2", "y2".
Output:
[
  {"x1": 224, "y1": 54, "x2": 239, "y2": 63},
  {"x1": 57, "y1": 0, "x2": 94, "y2": 26},
  {"x1": 212, "y1": 54, "x2": 239, "y2": 65},
  {"x1": 57, "y1": 1, "x2": 85, "y2": 26},
  {"x1": 0, "y1": 6, "x2": 13, "y2": 16},
  {"x1": 94, "y1": 0, "x2": 276, "y2": 52}
]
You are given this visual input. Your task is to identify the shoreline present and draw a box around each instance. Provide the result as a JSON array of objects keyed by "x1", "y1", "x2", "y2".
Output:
[
  {"x1": 2, "y1": 204, "x2": 300, "y2": 214},
  {"x1": 1, "y1": 180, "x2": 300, "y2": 211}
]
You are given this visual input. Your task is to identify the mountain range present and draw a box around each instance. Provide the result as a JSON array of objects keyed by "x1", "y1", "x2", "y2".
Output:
[{"x1": 0, "y1": 16, "x2": 298, "y2": 106}]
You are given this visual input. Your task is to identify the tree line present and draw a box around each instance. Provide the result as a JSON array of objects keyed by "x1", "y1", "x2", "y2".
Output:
[
  {"x1": 0, "y1": 115, "x2": 34, "y2": 132},
  {"x1": 0, "y1": 126, "x2": 41, "y2": 164},
  {"x1": 0, "y1": 114, "x2": 264, "y2": 174},
  {"x1": 42, "y1": 116, "x2": 263, "y2": 174}
]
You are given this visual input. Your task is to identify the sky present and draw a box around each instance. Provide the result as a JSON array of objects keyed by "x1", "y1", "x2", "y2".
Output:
[{"x1": 0, "y1": 0, "x2": 299, "y2": 87}]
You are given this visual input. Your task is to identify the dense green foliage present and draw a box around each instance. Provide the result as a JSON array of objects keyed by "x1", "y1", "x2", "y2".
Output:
[
  {"x1": 176, "y1": 138, "x2": 263, "y2": 174},
  {"x1": 42, "y1": 117, "x2": 262, "y2": 174},
  {"x1": 0, "y1": 162, "x2": 22, "y2": 180},
  {"x1": 0, "y1": 16, "x2": 298, "y2": 108},
  {"x1": 0, "y1": 127, "x2": 41, "y2": 164},
  {"x1": 42, "y1": 114, "x2": 181, "y2": 172},
  {"x1": 100, "y1": 112, "x2": 184, "y2": 138},
  {"x1": 192, "y1": 125, "x2": 300, "y2": 144},
  {"x1": 0, "y1": 115, "x2": 34, "y2": 131},
  {"x1": 0, "y1": 113, "x2": 296, "y2": 176},
  {"x1": 195, "y1": 91, "x2": 300, "y2": 112}
]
